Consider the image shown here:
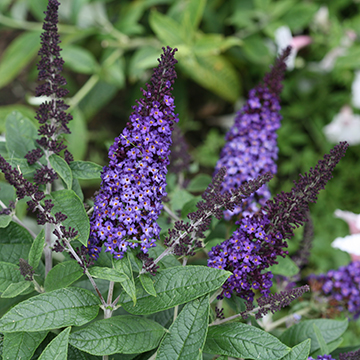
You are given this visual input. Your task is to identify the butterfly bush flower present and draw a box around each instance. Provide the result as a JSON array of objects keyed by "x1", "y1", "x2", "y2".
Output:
[
  {"x1": 86, "y1": 47, "x2": 178, "y2": 260},
  {"x1": 209, "y1": 142, "x2": 348, "y2": 304},
  {"x1": 215, "y1": 47, "x2": 290, "y2": 220},
  {"x1": 25, "y1": 0, "x2": 73, "y2": 185},
  {"x1": 310, "y1": 261, "x2": 360, "y2": 319},
  {"x1": 308, "y1": 356, "x2": 336, "y2": 360}
]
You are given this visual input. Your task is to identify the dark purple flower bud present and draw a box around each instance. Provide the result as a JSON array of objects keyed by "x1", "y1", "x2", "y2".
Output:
[
  {"x1": 214, "y1": 47, "x2": 291, "y2": 219},
  {"x1": 25, "y1": 0, "x2": 74, "y2": 176},
  {"x1": 340, "y1": 349, "x2": 360, "y2": 360},
  {"x1": 19, "y1": 258, "x2": 35, "y2": 281},
  {"x1": 85, "y1": 47, "x2": 178, "y2": 261}
]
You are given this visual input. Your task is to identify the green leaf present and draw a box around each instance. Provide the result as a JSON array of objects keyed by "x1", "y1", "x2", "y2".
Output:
[
  {"x1": 5, "y1": 112, "x2": 37, "y2": 159},
  {"x1": 4, "y1": 157, "x2": 36, "y2": 176},
  {"x1": 69, "y1": 315, "x2": 165, "y2": 355},
  {"x1": 187, "y1": 174, "x2": 212, "y2": 192},
  {"x1": 1, "y1": 281, "x2": 31, "y2": 298},
  {"x1": 0, "y1": 215, "x2": 11, "y2": 228},
  {"x1": 0, "y1": 287, "x2": 100, "y2": 332},
  {"x1": 179, "y1": 0, "x2": 206, "y2": 35},
  {"x1": 49, "y1": 154, "x2": 73, "y2": 189},
  {"x1": 280, "y1": 319, "x2": 348, "y2": 353},
  {"x1": 45, "y1": 260, "x2": 83, "y2": 292},
  {"x1": 71, "y1": 178, "x2": 84, "y2": 202},
  {"x1": 38, "y1": 327, "x2": 71, "y2": 360},
  {"x1": 114, "y1": 253, "x2": 137, "y2": 305},
  {"x1": 0, "y1": 222, "x2": 33, "y2": 264},
  {"x1": 281, "y1": 3, "x2": 318, "y2": 32},
  {"x1": 0, "y1": 105, "x2": 36, "y2": 133},
  {"x1": 62, "y1": 45, "x2": 99, "y2": 74},
  {"x1": 148, "y1": 245, "x2": 181, "y2": 269},
  {"x1": 156, "y1": 294, "x2": 210, "y2": 360},
  {"x1": 0, "y1": 31, "x2": 41, "y2": 89},
  {"x1": 179, "y1": 54, "x2": 240, "y2": 103},
  {"x1": 3, "y1": 331, "x2": 48, "y2": 360},
  {"x1": 170, "y1": 189, "x2": 194, "y2": 211},
  {"x1": 149, "y1": 10, "x2": 187, "y2": 46},
  {"x1": 204, "y1": 323, "x2": 290, "y2": 360},
  {"x1": 128, "y1": 46, "x2": 160, "y2": 81},
  {"x1": 28, "y1": 229, "x2": 45, "y2": 269},
  {"x1": 119, "y1": 266, "x2": 231, "y2": 315},
  {"x1": 88, "y1": 267, "x2": 128, "y2": 283},
  {"x1": 193, "y1": 34, "x2": 242, "y2": 56},
  {"x1": 46, "y1": 189, "x2": 90, "y2": 246},
  {"x1": 269, "y1": 256, "x2": 299, "y2": 277},
  {"x1": 69, "y1": 160, "x2": 102, "y2": 180},
  {"x1": 65, "y1": 107, "x2": 88, "y2": 160},
  {"x1": 181, "y1": 197, "x2": 202, "y2": 219},
  {"x1": 279, "y1": 339, "x2": 310, "y2": 360},
  {"x1": 0, "y1": 262, "x2": 23, "y2": 292},
  {"x1": 313, "y1": 323, "x2": 329, "y2": 355},
  {"x1": 78, "y1": 81, "x2": 118, "y2": 121},
  {"x1": 139, "y1": 274, "x2": 157, "y2": 297}
]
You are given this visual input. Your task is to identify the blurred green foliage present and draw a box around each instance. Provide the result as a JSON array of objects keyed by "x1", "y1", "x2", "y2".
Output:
[{"x1": 1, "y1": 0, "x2": 360, "y2": 347}]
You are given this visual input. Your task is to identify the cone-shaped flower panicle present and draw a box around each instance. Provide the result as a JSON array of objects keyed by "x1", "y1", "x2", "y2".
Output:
[
  {"x1": 215, "y1": 47, "x2": 291, "y2": 220},
  {"x1": 310, "y1": 260, "x2": 360, "y2": 319},
  {"x1": 86, "y1": 47, "x2": 178, "y2": 260},
  {"x1": 209, "y1": 142, "x2": 348, "y2": 304},
  {"x1": 25, "y1": 0, "x2": 73, "y2": 173}
]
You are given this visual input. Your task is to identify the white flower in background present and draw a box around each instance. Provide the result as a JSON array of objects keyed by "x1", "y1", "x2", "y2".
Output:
[
  {"x1": 333, "y1": 209, "x2": 360, "y2": 261},
  {"x1": 313, "y1": 6, "x2": 330, "y2": 32},
  {"x1": 352, "y1": 71, "x2": 360, "y2": 109},
  {"x1": 323, "y1": 105, "x2": 360, "y2": 145},
  {"x1": 332, "y1": 234, "x2": 360, "y2": 258},
  {"x1": 334, "y1": 209, "x2": 360, "y2": 234},
  {"x1": 318, "y1": 30, "x2": 357, "y2": 72},
  {"x1": 274, "y1": 26, "x2": 312, "y2": 71}
]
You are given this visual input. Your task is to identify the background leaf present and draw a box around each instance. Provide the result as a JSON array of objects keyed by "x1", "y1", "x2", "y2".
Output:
[
  {"x1": 279, "y1": 339, "x2": 311, "y2": 360},
  {"x1": 88, "y1": 267, "x2": 128, "y2": 283},
  {"x1": 28, "y1": 229, "x2": 45, "y2": 269},
  {"x1": 5, "y1": 112, "x2": 37, "y2": 159},
  {"x1": 49, "y1": 154, "x2": 73, "y2": 189},
  {"x1": 69, "y1": 160, "x2": 102, "y2": 180},
  {"x1": 38, "y1": 327, "x2": 71, "y2": 360},
  {"x1": 46, "y1": 189, "x2": 90, "y2": 246},
  {"x1": 0, "y1": 31, "x2": 41, "y2": 89},
  {"x1": 269, "y1": 256, "x2": 300, "y2": 277},
  {"x1": 113, "y1": 253, "x2": 137, "y2": 305},
  {"x1": 69, "y1": 316, "x2": 165, "y2": 355},
  {"x1": 280, "y1": 319, "x2": 348, "y2": 353},
  {"x1": 156, "y1": 294, "x2": 210, "y2": 360},
  {"x1": 62, "y1": 45, "x2": 99, "y2": 74},
  {"x1": 119, "y1": 266, "x2": 231, "y2": 315},
  {"x1": 0, "y1": 287, "x2": 99, "y2": 332},
  {"x1": 0, "y1": 262, "x2": 23, "y2": 292},
  {"x1": 44, "y1": 260, "x2": 83, "y2": 292},
  {"x1": 3, "y1": 331, "x2": 48, "y2": 360},
  {"x1": 204, "y1": 323, "x2": 290, "y2": 360},
  {"x1": 1, "y1": 281, "x2": 31, "y2": 298}
]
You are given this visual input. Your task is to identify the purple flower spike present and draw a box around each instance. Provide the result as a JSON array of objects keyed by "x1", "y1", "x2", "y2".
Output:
[
  {"x1": 214, "y1": 47, "x2": 291, "y2": 220},
  {"x1": 25, "y1": 0, "x2": 73, "y2": 173},
  {"x1": 209, "y1": 142, "x2": 348, "y2": 305},
  {"x1": 86, "y1": 47, "x2": 178, "y2": 261}
]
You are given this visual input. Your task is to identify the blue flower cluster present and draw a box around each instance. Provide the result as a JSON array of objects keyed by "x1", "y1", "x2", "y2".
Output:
[
  {"x1": 214, "y1": 48, "x2": 290, "y2": 219},
  {"x1": 308, "y1": 355, "x2": 336, "y2": 360},
  {"x1": 312, "y1": 261, "x2": 360, "y2": 319},
  {"x1": 208, "y1": 142, "x2": 348, "y2": 304},
  {"x1": 208, "y1": 214, "x2": 285, "y2": 302},
  {"x1": 86, "y1": 47, "x2": 178, "y2": 260}
]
